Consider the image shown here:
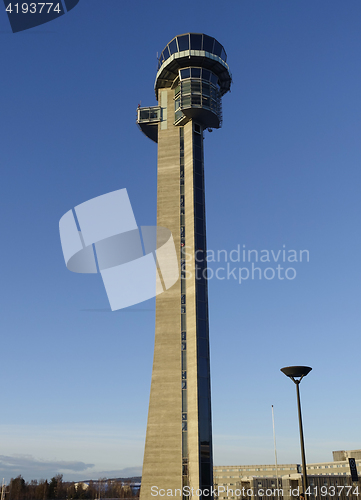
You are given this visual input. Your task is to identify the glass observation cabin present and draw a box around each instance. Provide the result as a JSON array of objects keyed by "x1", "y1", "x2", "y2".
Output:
[{"x1": 137, "y1": 33, "x2": 232, "y2": 142}]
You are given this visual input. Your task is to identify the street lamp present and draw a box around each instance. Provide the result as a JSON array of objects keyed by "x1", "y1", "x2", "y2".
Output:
[{"x1": 281, "y1": 365, "x2": 312, "y2": 494}]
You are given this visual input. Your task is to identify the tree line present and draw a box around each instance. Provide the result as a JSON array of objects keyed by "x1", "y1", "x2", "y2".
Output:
[{"x1": 4, "y1": 474, "x2": 140, "y2": 500}]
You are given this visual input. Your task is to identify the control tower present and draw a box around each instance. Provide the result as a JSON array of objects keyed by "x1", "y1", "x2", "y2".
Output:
[{"x1": 137, "y1": 33, "x2": 231, "y2": 500}]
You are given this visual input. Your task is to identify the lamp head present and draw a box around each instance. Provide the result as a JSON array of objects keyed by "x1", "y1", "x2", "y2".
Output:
[{"x1": 281, "y1": 366, "x2": 312, "y2": 384}]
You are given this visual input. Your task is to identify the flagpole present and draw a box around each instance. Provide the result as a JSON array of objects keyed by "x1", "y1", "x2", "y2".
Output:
[{"x1": 272, "y1": 405, "x2": 280, "y2": 496}]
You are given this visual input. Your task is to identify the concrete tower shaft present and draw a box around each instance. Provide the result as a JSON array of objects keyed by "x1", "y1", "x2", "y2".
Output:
[{"x1": 137, "y1": 34, "x2": 231, "y2": 500}]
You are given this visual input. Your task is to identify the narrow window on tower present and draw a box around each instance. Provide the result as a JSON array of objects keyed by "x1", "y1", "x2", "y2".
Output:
[
  {"x1": 196, "y1": 284, "x2": 206, "y2": 302},
  {"x1": 195, "y1": 202, "x2": 203, "y2": 219},
  {"x1": 194, "y1": 159, "x2": 202, "y2": 175},
  {"x1": 181, "y1": 314, "x2": 186, "y2": 331},
  {"x1": 182, "y1": 432, "x2": 188, "y2": 456},
  {"x1": 194, "y1": 146, "x2": 202, "y2": 161},
  {"x1": 196, "y1": 218, "x2": 204, "y2": 235},
  {"x1": 197, "y1": 338, "x2": 208, "y2": 358},
  {"x1": 194, "y1": 174, "x2": 203, "y2": 190},
  {"x1": 182, "y1": 388, "x2": 187, "y2": 411},
  {"x1": 197, "y1": 301, "x2": 207, "y2": 320},
  {"x1": 195, "y1": 188, "x2": 203, "y2": 204},
  {"x1": 194, "y1": 122, "x2": 202, "y2": 134}
]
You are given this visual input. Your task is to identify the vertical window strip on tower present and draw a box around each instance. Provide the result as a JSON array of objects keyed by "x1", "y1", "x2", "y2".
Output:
[
  {"x1": 180, "y1": 127, "x2": 189, "y2": 493},
  {"x1": 193, "y1": 123, "x2": 213, "y2": 496}
]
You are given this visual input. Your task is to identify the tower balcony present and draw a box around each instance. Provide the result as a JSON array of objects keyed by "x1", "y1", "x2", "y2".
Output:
[
  {"x1": 136, "y1": 106, "x2": 161, "y2": 143},
  {"x1": 174, "y1": 66, "x2": 223, "y2": 129}
]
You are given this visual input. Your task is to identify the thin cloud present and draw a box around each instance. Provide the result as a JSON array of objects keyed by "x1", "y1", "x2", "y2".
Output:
[
  {"x1": 0, "y1": 455, "x2": 94, "y2": 481},
  {"x1": 75, "y1": 467, "x2": 142, "y2": 482},
  {"x1": 0, "y1": 455, "x2": 144, "y2": 483}
]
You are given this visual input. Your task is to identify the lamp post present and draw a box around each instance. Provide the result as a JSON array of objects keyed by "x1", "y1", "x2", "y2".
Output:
[{"x1": 281, "y1": 366, "x2": 312, "y2": 495}]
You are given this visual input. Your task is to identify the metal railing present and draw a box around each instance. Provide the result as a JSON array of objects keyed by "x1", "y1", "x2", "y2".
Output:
[{"x1": 137, "y1": 106, "x2": 161, "y2": 123}]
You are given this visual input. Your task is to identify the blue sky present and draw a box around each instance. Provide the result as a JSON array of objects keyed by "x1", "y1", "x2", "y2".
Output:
[{"x1": 1, "y1": 0, "x2": 361, "y2": 483}]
